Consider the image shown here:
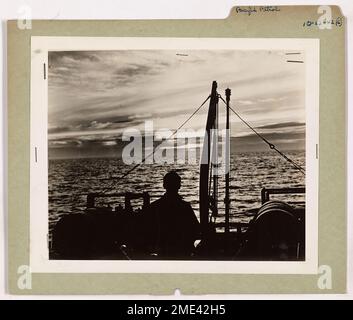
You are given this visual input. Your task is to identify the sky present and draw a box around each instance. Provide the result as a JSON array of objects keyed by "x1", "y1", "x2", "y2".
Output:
[{"x1": 48, "y1": 50, "x2": 305, "y2": 159}]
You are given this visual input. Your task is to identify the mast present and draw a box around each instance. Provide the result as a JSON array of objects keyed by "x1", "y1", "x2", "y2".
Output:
[
  {"x1": 200, "y1": 81, "x2": 218, "y2": 239},
  {"x1": 212, "y1": 91, "x2": 219, "y2": 223},
  {"x1": 224, "y1": 88, "x2": 231, "y2": 234}
]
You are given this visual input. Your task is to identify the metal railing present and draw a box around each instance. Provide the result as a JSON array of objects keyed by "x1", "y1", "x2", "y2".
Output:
[{"x1": 261, "y1": 187, "x2": 305, "y2": 205}]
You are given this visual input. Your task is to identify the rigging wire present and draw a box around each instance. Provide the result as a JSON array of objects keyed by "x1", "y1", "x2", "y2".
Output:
[
  {"x1": 100, "y1": 95, "x2": 211, "y2": 193},
  {"x1": 99, "y1": 90, "x2": 304, "y2": 196},
  {"x1": 218, "y1": 95, "x2": 306, "y2": 175}
]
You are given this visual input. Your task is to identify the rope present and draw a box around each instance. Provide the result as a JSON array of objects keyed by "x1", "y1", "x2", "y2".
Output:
[
  {"x1": 100, "y1": 95, "x2": 211, "y2": 193},
  {"x1": 219, "y1": 95, "x2": 305, "y2": 175}
]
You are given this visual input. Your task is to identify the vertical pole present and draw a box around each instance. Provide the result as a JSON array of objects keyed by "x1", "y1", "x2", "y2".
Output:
[
  {"x1": 212, "y1": 97, "x2": 219, "y2": 221},
  {"x1": 225, "y1": 88, "x2": 231, "y2": 234},
  {"x1": 200, "y1": 81, "x2": 218, "y2": 239}
]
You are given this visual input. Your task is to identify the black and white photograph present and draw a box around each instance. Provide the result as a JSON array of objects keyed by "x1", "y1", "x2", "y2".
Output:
[{"x1": 45, "y1": 44, "x2": 310, "y2": 262}]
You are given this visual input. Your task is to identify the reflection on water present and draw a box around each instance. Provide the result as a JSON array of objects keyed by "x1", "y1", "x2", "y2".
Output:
[{"x1": 49, "y1": 151, "x2": 305, "y2": 237}]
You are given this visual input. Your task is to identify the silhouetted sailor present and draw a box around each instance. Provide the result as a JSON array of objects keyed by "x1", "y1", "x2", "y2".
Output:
[{"x1": 145, "y1": 171, "x2": 200, "y2": 259}]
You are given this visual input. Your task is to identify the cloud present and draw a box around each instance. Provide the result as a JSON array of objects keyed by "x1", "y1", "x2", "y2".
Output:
[
  {"x1": 230, "y1": 132, "x2": 305, "y2": 152},
  {"x1": 227, "y1": 70, "x2": 298, "y2": 89},
  {"x1": 238, "y1": 100, "x2": 255, "y2": 106},
  {"x1": 102, "y1": 141, "x2": 118, "y2": 146},
  {"x1": 256, "y1": 121, "x2": 305, "y2": 130},
  {"x1": 88, "y1": 121, "x2": 112, "y2": 130},
  {"x1": 115, "y1": 64, "x2": 155, "y2": 77},
  {"x1": 257, "y1": 97, "x2": 286, "y2": 103},
  {"x1": 232, "y1": 132, "x2": 305, "y2": 148},
  {"x1": 49, "y1": 51, "x2": 101, "y2": 64}
]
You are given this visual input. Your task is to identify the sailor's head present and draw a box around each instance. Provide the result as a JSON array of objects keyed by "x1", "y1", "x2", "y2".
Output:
[{"x1": 163, "y1": 171, "x2": 181, "y2": 193}]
